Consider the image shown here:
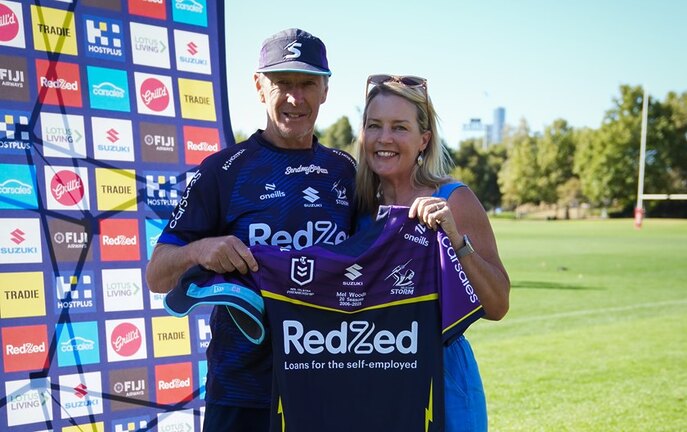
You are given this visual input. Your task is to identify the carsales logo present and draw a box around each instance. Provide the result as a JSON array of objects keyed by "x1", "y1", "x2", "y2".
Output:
[
  {"x1": 0, "y1": 2, "x2": 25, "y2": 48},
  {"x1": 105, "y1": 318, "x2": 147, "y2": 362},
  {"x1": 45, "y1": 166, "x2": 90, "y2": 210},
  {"x1": 2, "y1": 324, "x2": 49, "y2": 373}
]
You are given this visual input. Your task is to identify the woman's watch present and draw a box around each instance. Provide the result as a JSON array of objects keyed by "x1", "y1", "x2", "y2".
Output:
[{"x1": 456, "y1": 234, "x2": 475, "y2": 258}]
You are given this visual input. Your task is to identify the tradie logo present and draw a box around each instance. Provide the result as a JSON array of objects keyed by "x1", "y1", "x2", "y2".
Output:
[
  {"x1": 187, "y1": 41, "x2": 197, "y2": 55},
  {"x1": 284, "y1": 41, "x2": 301, "y2": 59},
  {"x1": 385, "y1": 259, "x2": 415, "y2": 287},
  {"x1": 74, "y1": 383, "x2": 88, "y2": 399},
  {"x1": 106, "y1": 128, "x2": 119, "y2": 143},
  {"x1": 290, "y1": 256, "x2": 314, "y2": 286},
  {"x1": 302, "y1": 187, "x2": 319, "y2": 203},
  {"x1": 10, "y1": 228, "x2": 24, "y2": 244},
  {"x1": 345, "y1": 264, "x2": 363, "y2": 281}
]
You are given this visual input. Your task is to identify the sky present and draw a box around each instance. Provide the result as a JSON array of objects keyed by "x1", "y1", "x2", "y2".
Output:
[{"x1": 224, "y1": 0, "x2": 687, "y2": 147}]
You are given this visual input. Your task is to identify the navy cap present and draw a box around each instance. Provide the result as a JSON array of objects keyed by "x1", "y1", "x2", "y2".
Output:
[
  {"x1": 163, "y1": 266, "x2": 265, "y2": 344},
  {"x1": 256, "y1": 28, "x2": 331, "y2": 76}
]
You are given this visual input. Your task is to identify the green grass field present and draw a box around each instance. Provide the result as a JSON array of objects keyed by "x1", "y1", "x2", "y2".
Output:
[{"x1": 467, "y1": 218, "x2": 687, "y2": 431}]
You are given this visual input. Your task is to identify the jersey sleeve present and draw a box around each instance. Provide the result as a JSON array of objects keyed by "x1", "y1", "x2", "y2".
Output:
[
  {"x1": 163, "y1": 265, "x2": 266, "y2": 344},
  {"x1": 437, "y1": 230, "x2": 485, "y2": 344}
]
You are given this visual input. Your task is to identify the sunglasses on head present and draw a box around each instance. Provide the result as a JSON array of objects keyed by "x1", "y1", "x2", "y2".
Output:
[{"x1": 365, "y1": 74, "x2": 430, "y2": 127}]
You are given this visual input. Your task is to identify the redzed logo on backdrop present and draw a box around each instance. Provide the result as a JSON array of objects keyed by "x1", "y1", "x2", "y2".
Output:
[
  {"x1": 155, "y1": 362, "x2": 193, "y2": 405},
  {"x1": 0, "y1": 3, "x2": 20, "y2": 42},
  {"x1": 128, "y1": 0, "x2": 166, "y2": 20},
  {"x1": 99, "y1": 218, "x2": 140, "y2": 261},
  {"x1": 35, "y1": 59, "x2": 83, "y2": 107},
  {"x1": 50, "y1": 169, "x2": 85, "y2": 206},
  {"x1": 111, "y1": 322, "x2": 142, "y2": 357},
  {"x1": 140, "y1": 77, "x2": 169, "y2": 112},
  {"x1": 2, "y1": 324, "x2": 49, "y2": 373},
  {"x1": 184, "y1": 125, "x2": 220, "y2": 165}
]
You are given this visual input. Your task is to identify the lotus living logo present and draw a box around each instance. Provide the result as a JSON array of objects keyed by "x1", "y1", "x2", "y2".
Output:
[
  {"x1": 130, "y1": 21, "x2": 170, "y2": 68},
  {"x1": 45, "y1": 166, "x2": 90, "y2": 210},
  {"x1": 0, "y1": 55, "x2": 29, "y2": 101},
  {"x1": 102, "y1": 268, "x2": 144, "y2": 312},
  {"x1": 0, "y1": 1, "x2": 26, "y2": 48},
  {"x1": 0, "y1": 218, "x2": 42, "y2": 264},
  {"x1": 106, "y1": 318, "x2": 147, "y2": 362},
  {"x1": 40, "y1": 112, "x2": 87, "y2": 158},
  {"x1": 83, "y1": 15, "x2": 125, "y2": 61},
  {"x1": 0, "y1": 163, "x2": 38, "y2": 210},
  {"x1": 174, "y1": 29, "x2": 210, "y2": 74},
  {"x1": 87, "y1": 65, "x2": 130, "y2": 112},
  {"x1": 4, "y1": 378, "x2": 52, "y2": 427},
  {"x1": 136, "y1": 73, "x2": 175, "y2": 117},
  {"x1": 0, "y1": 110, "x2": 31, "y2": 155}
]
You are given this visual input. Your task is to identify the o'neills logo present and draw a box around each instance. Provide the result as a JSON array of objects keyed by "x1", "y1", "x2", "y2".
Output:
[
  {"x1": 158, "y1": 378, "x2": 191, "y2": 390},
  {"x1": 50, "y1": 170, "x2": 84, "y2": 206},
  {"x1": 6, "y1": 342, "x2": 47, "y2": 355},
  {"x1": 111, "y1": 322, "x2": 141, "y2": 356},
  {"x1": 140, "y1": 78, "x2": 169, "y2": 112},
  {"x1": 0, "y1": 4, "x2": 19, "y2": 42},
  {"x1": 102, "y1": 234, "x2": 137, "y2": 246}
]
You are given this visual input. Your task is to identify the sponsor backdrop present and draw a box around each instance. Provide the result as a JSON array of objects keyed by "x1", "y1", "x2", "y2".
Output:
[{"x1": 0, "y1": 0, "x2": 232, "y2": 430}]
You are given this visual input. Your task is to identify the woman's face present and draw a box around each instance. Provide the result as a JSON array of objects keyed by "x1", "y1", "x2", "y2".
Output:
[{"x1": 364, "y1": 93, "x2": 430, "y2": 182}]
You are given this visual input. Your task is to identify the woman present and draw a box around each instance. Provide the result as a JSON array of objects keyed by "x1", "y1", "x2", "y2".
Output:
[{"x1": 353, "y1": 75, "x2": 510, "y2": 431}]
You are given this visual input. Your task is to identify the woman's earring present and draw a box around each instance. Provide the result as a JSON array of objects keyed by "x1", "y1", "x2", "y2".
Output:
[{"x1": 417, "y1": 152, "x2": 424, "y2": 166}]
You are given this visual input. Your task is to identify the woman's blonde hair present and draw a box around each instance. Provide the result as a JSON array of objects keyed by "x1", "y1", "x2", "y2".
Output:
[{"x1": 353, "y1": 81, "x2": 453, "y2": 215}]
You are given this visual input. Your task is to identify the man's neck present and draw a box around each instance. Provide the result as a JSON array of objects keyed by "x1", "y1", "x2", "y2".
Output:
[{"x1": 261, "y1": 127, "x2": 314, "y2": 150}]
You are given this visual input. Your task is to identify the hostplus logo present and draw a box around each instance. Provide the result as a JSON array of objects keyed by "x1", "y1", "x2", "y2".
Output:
[
  {"x1": 196, "y1": 315, "x2": 211, "y2": 352},
  {"x1": 0, "y1": 1, "x2": 26, "y2": 48},
  {"x1": 146, "y1": 172, "x2": 179, "y2": 209},
  {"x1": 54, "y1": 271, "x2": 96, "y2": 313},
  {"x1": 174, "y1": 29, "x2": 210, "y2": 74},
  {"x1": 0, "y1": 55, "x2": 29, "y2": 101},
  {"x1": 385, "y1": 259, "x2": 416, "y2": 295},
  {"x1": 404, "y1": 223, "x2": 430, "y2": 247},
  {"x1": 113, "y1": 417, "x2": 149, "y2": 432},
  {"x1": 40, "y1": 112, "x2": 86, "y2": 158},
  {"x1": 0, "y1": 110, "x2": 31, "y2": 155},
  {"x1": 83, "y1": 15, "x2": 124, "y2": 61},
  {"x1": 0, "y1": 163, "x2": 38, "y2": 210},
  {"x1": 86, "y1": 65, "x2": 130, "y2": 112},
  {"x1": 332, "y1": 180, "x2": 349, "y2": 207},
  {"x1": 302, "y1": 187, "x2": 321, "y2": 208},
  {"x1": 260, "y1": 182, "x2": 285, "y2": 201}
]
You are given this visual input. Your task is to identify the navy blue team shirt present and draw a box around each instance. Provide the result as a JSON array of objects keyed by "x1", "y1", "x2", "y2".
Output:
[{"x1": 157, "y1": 131, "x2": 356, "y2": 407}]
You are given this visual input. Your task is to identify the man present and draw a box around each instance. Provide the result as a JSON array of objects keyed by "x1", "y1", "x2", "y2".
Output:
[{"x1": 146, "y1": 28, "x2": 356, "y2": 431}]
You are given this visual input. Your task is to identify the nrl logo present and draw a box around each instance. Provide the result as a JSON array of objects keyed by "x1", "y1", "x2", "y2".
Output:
[{"x1": 291, "y1": 256, "x2": 314, "y2": 286}]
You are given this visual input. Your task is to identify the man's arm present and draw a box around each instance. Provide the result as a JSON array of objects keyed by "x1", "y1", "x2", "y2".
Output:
[{"x1": 146, "y1": 236, "x2": 259, "y2": 293}]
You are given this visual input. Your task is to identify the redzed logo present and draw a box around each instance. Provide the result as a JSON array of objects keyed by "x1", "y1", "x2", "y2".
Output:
[
  {"x1": 50, "y1": 169, "x2": 85, "y2": 206},
  {"x1": 2, "y1": 324, "x2": 49, "y2": 373},
  {"x1": 155, "y1": 362, "x2": 193, "y2": 405},
  {"x1": 99, "y1": 218, "x2": 140, "y2": 261},
  {"x1": 0, "y1": 4, "x2": 19, "y2": 42},
  {"x1": 140, "y1": 78, "x2": 169, "y2": 112},
  {"x1": 184, "y1": 125, "x2": 220, "y2": 165},
  {"x1": 128, "y1": 0, "x2": 166, "y2": 20},
  {"x1": 110, "y1": 322, "x2": 141, "y2": 357},
  {"x1": 35, "y1": 59, "x2": 82, "y2": 107}
]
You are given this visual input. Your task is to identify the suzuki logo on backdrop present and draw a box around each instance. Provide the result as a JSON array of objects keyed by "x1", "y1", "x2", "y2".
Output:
[
  {"x1": 0, "y1": 55, "x2": 29, "y2": 101},
  {"x1": 91, "y1": 117, "x2": 134, "y2": 161},
  {"x1": 58, "y1": 372, "x2": 103, "y2": 418},
  {"x1": 0, "y1": 218, "x2": 42, "y2": 264},
  {"x1": 174, "y1": 29, "x2": 211, "y2": 74},
  {"x1": 130, "y1": 21, "x2": 170, "y2": 68},
  {"x1": 40, "y1": 112, "x2": 87, "y2": 158},
  {"x1": 0, "y1": 1, "x2": 26, "y2": 48}
]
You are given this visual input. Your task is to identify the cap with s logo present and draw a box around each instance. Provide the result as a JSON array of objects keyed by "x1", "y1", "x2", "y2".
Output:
[{"x1": 256, "y1": 28, "x2": 331, "y2": 76}]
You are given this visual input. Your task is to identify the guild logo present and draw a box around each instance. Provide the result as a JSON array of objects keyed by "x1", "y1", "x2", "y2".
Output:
[
  {"x1": 48, "y1": 168, "x2": 87, "y2": 208},
  {"x1": 135, "y1": 72, "x2": 175, "y2": 117},
  {"x1": 111, "y1": 322, "x2": 142, "y2": 357},
  {"x1": 290, "y1": 256, "x2": 314, "y2": 286},
  {"x1": 0, "y1": 2, "x2": 23, "y2": 48}
]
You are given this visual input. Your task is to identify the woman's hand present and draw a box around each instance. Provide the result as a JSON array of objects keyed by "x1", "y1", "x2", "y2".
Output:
[{"x1": 409, "y1": 197, "x2": 460, "y2": 239}]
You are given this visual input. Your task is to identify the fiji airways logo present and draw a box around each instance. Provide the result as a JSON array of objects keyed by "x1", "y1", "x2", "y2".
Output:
[
  {"x1": 302, "y1": 187, "x2": 321, "y2": 207},
  {"x1": 385, "y1": 259, "x2": 416, "y2": 295},
  {"x1": 260, "y1": 182, "x2": 285, "y2": 201},
  {"x1": 291, "y1": 256, "x2": 314, "y2": 286}
]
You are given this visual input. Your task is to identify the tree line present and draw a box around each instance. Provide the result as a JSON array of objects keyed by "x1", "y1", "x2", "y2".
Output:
[{"x1": 235, "y1": 85, "x2": 687, "y2": 217}]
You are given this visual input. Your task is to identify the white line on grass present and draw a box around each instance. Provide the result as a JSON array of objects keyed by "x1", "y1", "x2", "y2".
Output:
[{"x1": 504, "y1": 298, "x2": 687, "y2": 324}]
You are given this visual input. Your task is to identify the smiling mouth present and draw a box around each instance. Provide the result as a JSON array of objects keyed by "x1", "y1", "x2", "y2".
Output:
[
  {"x1": 375, "y1": 151, "x2": 397, "y2": 158},
  {"x1": 284, "y1": 113, "x2": 307, "y2": 119}
]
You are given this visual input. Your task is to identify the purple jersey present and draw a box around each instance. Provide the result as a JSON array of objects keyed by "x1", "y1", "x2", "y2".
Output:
[
  {"x1": 166, "y1": 206, "x2": 484, "y2": 431},
  {"x1": 157, "y1": 131, "x2": 356, "y2": 407}
]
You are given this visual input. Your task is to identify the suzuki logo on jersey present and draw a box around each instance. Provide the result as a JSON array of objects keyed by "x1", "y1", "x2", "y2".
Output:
[
  {"x1": 405, "y1": 223, "x2": 430, "y2": 247},
  {"x1": 250, "y1": 220, "x2": 348, "y2": 250},
  {"x1": 345, "y1": 264, "x2": 362, "y2": 281},
  {"x1": 0, "y1": 2, "x2": 25, "y2": 49},
  {"x1": 302, "y1": 187, "x2": 321, "y2": 207},
  {"x1": 291, "y1": 256, "x2": 314, "y2": 286},
  {"x1": 284, "y1": 41, "x2": 301, "y2": 59},
  {"x1": 332, "y1": 180, "x2": 349, "y2": 206},
  {"x1": 260, "y1": 182, "x2": 285, "y2": 201},
  {"x1": 92, "y1": 117, "x2": 134, "y2": 161},
  {"x1": 385, "y1": 259, "x2": 416, "y2": 295},
  {"x1": 283, "y1": 320, "x2": 418, "y2": 355}
]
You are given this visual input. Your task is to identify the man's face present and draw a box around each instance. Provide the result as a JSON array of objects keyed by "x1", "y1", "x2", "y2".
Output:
[{"x1": 255, "y1": 72, "x2": 328, "y2": 148}]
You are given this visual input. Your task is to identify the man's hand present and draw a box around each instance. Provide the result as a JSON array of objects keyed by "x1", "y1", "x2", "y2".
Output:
[{"x1": 195, "y1": 235, "x2": 259, "y2": 274}]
